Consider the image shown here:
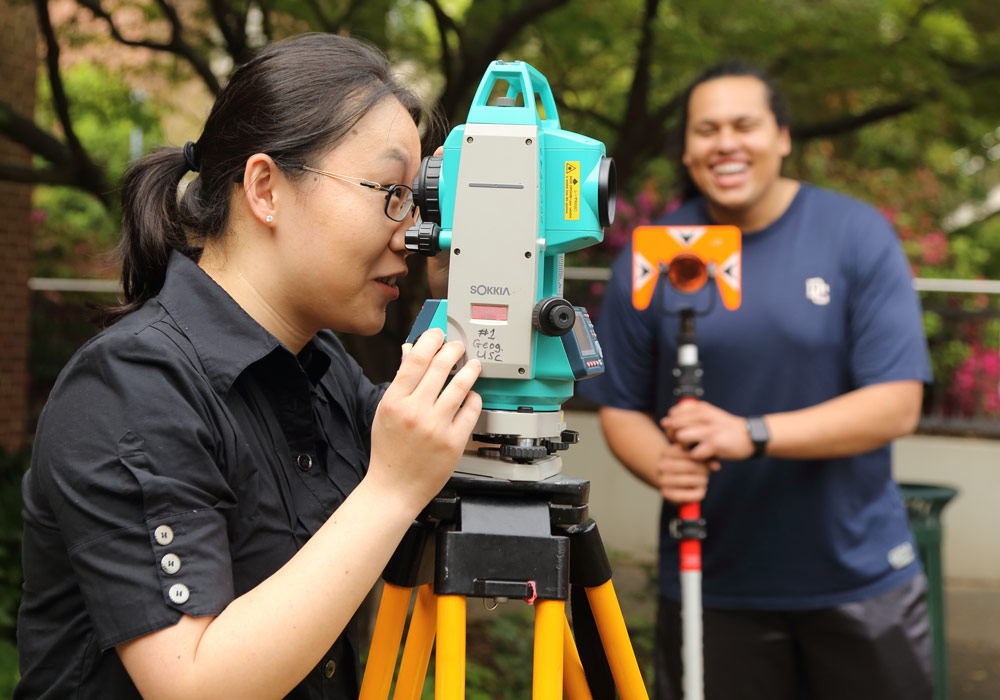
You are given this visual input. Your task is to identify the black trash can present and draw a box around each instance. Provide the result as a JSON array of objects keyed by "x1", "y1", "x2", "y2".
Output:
[{"x1": 899, "y1": 482, "x2": 959, "y2": 700}]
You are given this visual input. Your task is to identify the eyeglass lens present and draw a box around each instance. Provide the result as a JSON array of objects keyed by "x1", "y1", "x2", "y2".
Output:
[{"x1": 386, "y1": 186, "x2": 414, "y2": 222}]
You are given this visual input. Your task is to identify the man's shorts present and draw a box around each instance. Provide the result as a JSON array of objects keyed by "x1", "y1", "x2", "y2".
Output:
[{"x1": 654, "y1": 574, "x2": 933, "y2": 700}]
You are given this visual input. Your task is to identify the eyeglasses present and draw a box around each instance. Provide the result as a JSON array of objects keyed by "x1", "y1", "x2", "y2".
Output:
[{"x1": 301, "y1": 165, "x2": 415, "y2": 222}]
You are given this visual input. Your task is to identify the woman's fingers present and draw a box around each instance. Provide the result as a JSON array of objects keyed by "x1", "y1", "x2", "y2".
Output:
[
  {"x1": 452, "y1": 390, "x2": 483, "y2": 435},
  {"x1": 436, "y1": 358, "x2": 481, "y2": 417},
  {"x1": 385, "y1": 328, "x2": 482, "y2": 442},
  {"x1": 410, "y1": 340, "x2": 467, "y2": 403},
  {"x1": 389, "y1": 328, "x2": 445, "y2": 395}
]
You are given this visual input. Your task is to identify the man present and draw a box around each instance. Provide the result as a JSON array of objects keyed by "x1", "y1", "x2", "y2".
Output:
[{"x1": 579, "y1": 61, "x2": 933, "y2": 699}]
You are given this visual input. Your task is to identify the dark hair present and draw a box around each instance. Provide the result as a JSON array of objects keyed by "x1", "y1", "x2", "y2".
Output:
[
  {"x1": 108, "y1": 33, "x2": 426, "y2": 324},
  {"x1": 671, "y1": 60, "x2": 791, "y2": 202}
]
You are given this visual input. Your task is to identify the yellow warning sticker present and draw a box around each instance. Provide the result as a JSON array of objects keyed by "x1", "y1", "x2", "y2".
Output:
[{"x1": 564, "y1": 161, "x2": 580, "y2": 220}]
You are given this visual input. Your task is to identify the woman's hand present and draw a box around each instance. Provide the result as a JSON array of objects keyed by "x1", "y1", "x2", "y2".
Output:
[
  {"x1": 660, "y1": 400, "x2": 753, "y2": 462},
  {"x1": 368, "y1": 328, "x2": 482, "y2": 511}
]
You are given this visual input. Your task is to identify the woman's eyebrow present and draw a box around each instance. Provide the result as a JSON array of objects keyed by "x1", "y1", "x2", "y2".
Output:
[{"x1": 381, "y1": 148, "x2": 410, "y2": 168}]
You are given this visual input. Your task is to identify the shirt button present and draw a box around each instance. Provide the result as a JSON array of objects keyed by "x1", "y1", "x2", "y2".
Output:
[
  {"x1": 296, "y1": 453, "x2": 313, "y2": 471},
  {"x1": 154, "y1": 525, "x2": 174, "y2": 546},
  {"x1": 168, "y1": 583, "x2": 190, "y2": 605},
  {"x1": 161, "y1": 553, "x2": 182, "y2": 575},
  {"x1": 323, "y1": 660, "x2": 336, "y2": 678}
]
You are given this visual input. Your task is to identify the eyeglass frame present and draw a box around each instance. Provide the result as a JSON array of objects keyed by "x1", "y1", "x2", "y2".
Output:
[{"x1": 300, "y1": 165, "x2": 415, "y2": 222}]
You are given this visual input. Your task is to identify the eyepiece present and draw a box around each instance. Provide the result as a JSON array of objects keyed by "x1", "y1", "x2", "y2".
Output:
[
  {"x1": 412, "y1": 155, "x2": 443, "y2": 225},
  {"x1": 598, "y1": 157, "x2": 616, "y2": 228}
]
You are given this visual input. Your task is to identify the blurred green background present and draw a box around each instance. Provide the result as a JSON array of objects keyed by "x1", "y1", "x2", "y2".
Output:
[{"x1": 3, "y1": 0, "x2": 1000, "y2": 694}]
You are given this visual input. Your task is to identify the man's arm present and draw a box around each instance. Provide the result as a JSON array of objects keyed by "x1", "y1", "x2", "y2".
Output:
[
  {"x1": 599, "y1": 406, "x2": 718, "y2": 504},
  {"x1": 660, "y1": 380, "x2": 923, "y2": 462}
]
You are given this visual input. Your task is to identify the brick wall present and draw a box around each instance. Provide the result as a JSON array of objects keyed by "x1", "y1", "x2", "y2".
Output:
[{"x1": 0, "y1": 2, "x2": 37, "y2": 452}]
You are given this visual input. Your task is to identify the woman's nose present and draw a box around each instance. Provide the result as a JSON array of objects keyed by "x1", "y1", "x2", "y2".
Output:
[{"x1": 390, "y1": 218, "x2": 413, "y2": 257}]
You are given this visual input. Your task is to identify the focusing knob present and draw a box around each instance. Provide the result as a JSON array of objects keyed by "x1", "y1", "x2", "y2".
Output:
[
  {"x1": 405, "y1": 221, "x2": 441, "y2": 256},
  {"x1": 500, "y1": 444, "x2": 549, "y2": 463},
  {"x1": 532, "y1": 297, "x2": 576, "y2": 337},
  {"x1": 413, "y1": 155, "x2": 443, "y2": 225}
]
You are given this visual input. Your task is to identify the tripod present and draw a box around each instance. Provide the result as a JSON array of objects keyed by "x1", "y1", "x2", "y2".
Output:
[{"x1": 358, "y1": 473, "x2": 650, "y2": 700}]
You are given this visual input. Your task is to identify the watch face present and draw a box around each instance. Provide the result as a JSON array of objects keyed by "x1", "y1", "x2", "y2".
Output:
[{"x1": 747, "y1": 416, "x2": 769, "y2": 447}]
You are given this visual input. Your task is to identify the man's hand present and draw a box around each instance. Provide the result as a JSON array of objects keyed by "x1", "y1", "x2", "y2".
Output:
[
  {"x1": 598, "y1": 406, "x2": 720, "y2": 505},
  {"x1": 656, "y1": 441, "x2": 720, "y2": 504},
  {"x1": 660, "y1": 400, "x2": 754, "y2": 461}
]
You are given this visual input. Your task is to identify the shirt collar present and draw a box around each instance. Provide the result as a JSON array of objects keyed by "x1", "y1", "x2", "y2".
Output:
[{"x1": 156, "y1": 250, "x2": 302, "y2": 394}]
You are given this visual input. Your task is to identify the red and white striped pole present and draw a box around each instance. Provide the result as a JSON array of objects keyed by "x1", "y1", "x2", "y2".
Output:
[{"x1": 673, "y1": 309, "x2": 706, "y2": 700}]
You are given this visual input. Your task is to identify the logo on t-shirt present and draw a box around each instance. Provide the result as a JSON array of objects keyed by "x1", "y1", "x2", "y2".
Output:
[
  {"x1": 888, "y1": 541, "x2": 916, "y2": 570},
  {"x1": 805, "y1": 277, "x2": 830, "y2": 306}
]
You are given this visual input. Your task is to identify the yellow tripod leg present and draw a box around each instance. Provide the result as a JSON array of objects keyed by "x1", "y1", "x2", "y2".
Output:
[
  {"x1": 586, "y1": 581, "x2": 649, "y2": 700},
  {"x1": 436, "y1": 594, "x2": 466, "y2": 700},
  {"x1": 532, "y1": 599, "x2": 564, "y2": 700},
  {"x1": 392, "y1": 584, "x2": 438, "y2": 700},
  {"x1": 360, "y1": 583, "x2": 413, "y2": 700},
  {"x1": 562, "y1": 613, "x2": 594, "y2": 700}
]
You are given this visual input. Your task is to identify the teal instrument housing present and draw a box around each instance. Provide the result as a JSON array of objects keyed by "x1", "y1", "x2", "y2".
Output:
[{"x1": 406, "y1": 60, "x2": 613, "y2": 415}]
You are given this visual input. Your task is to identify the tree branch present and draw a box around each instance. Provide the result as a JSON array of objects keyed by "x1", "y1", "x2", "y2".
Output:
[
  {"x1": 35, "y1": 0, "x2": 86, "y2": 165},
  {"x1": 475, "y1": 0, "x2": 569, "y2": 68},
  {"x1": 621, "y1": 0, "x2": 659, "y2": 129},
  {"x1": 792, "y1": 97, "x2": 924, "y2": 140},
  {"x1": 34, "y1": 0, "x2": 111, "y2": 206},
  {"x1": 438, "y1": 0, "x2": 570, "y2": 121},
  {"x1": 423, "y1": 0, "x2": 460, "y2": 85},
  {"x1": 552, "y1": 98, "x2": 619, "y2": 131},
  {"x1": 77, "y1": 0, "x2": 222, "y2": 95},
  {"x1": 0, "y1": 163, "x2": 81, "y2": 187},
  {"x1": 303, "y1": 0, "x2": 336, "y2": 32},
  {"x1": 610, "y1": 0, "x2": 661, "y2": 178},
  {"x1": 891, "y1": 0, "x2": 944, "y2": 45},
  {"x1": 208, "y1": 0, "x2": 250, "y2": 64},
  {"x1": 0, "y1": 101, "x2": 74, "y2": 166}
]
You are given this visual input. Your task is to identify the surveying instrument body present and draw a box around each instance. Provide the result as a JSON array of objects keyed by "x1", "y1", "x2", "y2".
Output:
[
  {"x1": 358, "y1": 61, "x2": 644, "y2": 700},
  {"x1": 631, "y1": 224, "x2": 742, "y2": 700}
]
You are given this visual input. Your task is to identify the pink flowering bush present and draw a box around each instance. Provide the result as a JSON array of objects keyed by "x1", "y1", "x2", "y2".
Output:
[{"x1": 949, "y1": 340, "x2": 1000, "y2": 417}]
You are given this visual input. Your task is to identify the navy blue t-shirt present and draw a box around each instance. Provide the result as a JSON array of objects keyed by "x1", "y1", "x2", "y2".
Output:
[{"x1": 579, "y1": 183, "x2": 932, "y2": 610}]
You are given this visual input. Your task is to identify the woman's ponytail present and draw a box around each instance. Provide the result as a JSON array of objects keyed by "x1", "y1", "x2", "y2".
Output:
[{"x1": 105, "y1": 148, "x2": 192, "y2": 325}]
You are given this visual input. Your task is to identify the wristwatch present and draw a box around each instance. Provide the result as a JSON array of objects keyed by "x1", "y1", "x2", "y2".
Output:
[{"x1": 745, "y1": 416, "x2": 770, "y2": 459}]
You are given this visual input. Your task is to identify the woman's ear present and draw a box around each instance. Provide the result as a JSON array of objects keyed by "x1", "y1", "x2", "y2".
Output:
[{"x1": 242, "y1": 153, "x2": 280, "y2": 227}]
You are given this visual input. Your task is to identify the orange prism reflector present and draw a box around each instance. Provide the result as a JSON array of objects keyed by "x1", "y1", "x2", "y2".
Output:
[
  {"x1": 667, "y1": 253, "x2": 709, "y2": 293},
  {"x1": 631, "y1": 225, "x2": 742, "y2": 311}
]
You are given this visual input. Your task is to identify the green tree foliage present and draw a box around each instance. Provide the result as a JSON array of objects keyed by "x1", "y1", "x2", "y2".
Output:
[
  {"x1": 33, "y1": 62, "x2": 164, "y2": 279},
  {"x1": 3, "y1": 0, "x2": 999, "y2": 387}
]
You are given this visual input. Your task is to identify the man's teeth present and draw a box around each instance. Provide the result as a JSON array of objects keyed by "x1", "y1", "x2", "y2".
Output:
[
  {"x1": 714, "y1": 163, "x2": 748, "y2": 175},
  {"x1": 376, "y1": 276, "x2": 396, "y2": 286}
]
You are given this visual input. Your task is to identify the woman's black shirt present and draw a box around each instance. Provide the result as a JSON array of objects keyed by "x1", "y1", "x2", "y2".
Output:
[{"x1": 16, "y1": 251, "x2": 386, "y2": 699}]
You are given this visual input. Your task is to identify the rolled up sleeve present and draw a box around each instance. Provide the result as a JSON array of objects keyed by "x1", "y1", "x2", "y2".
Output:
[{"x1": 40, "y1": 331, "x2": 238, "y2": 650}]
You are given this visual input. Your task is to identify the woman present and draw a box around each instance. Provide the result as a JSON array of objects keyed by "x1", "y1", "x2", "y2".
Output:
[{"x1": 15, "y1": 34, "x2": 482, "y2": 699}]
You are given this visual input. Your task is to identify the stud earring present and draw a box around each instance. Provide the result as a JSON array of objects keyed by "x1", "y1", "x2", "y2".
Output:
[{"x1": 265, "y1": 215, "x2": 274, "y2": 223}]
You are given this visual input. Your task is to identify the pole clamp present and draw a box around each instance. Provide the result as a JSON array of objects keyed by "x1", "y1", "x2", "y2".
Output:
[{"x1": 669, "y1": 517, "x2": 707, "y2": 541}]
